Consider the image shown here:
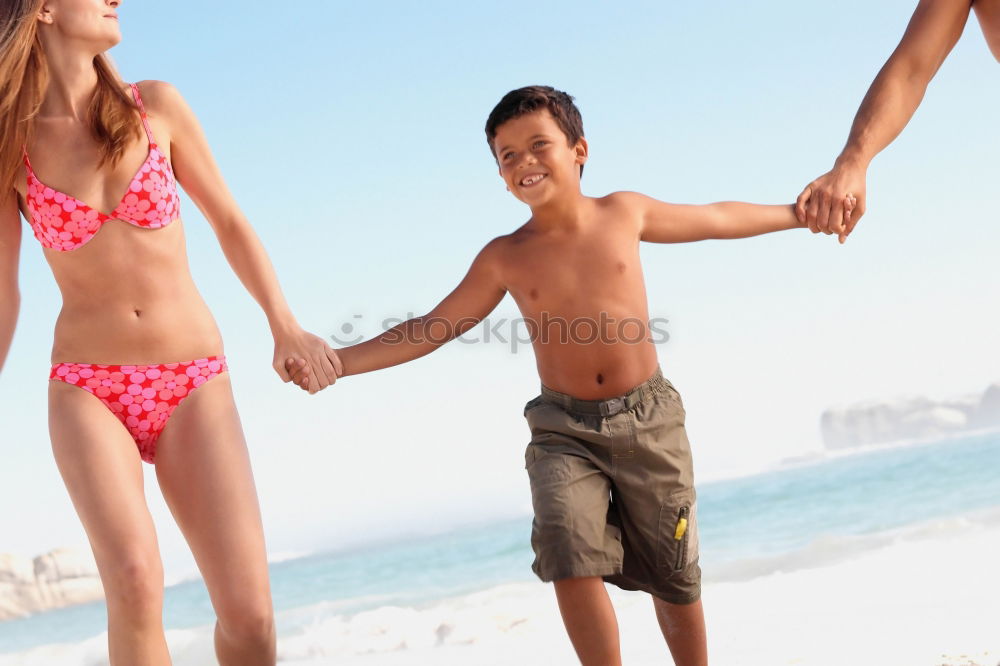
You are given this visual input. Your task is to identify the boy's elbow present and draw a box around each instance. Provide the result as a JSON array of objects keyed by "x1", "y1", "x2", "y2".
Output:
[{"x1": 705, "y1": 204, "x2": 736, "y2": 239}]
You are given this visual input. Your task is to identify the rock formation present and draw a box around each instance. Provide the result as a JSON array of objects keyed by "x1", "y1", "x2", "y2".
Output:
[
  {"x1": 0, "y1": 548, "x2": 103, "y2": 621},
  {"x1": 820, "y1": 383, "x2": 1000, "y2": 450}
]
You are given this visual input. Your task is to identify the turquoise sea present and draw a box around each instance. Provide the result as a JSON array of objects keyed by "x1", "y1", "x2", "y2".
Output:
[{"x1": 2, "y1": 430, "x2": 999, "y2": 662}]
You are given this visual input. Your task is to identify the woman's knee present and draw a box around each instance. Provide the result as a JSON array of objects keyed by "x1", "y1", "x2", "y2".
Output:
[
  {"x1": 99, "y1": 551, "x2": 164, "y2": 614},
  {"x1": 218, "y1": 600, "x2": 275, "y2": 646}
]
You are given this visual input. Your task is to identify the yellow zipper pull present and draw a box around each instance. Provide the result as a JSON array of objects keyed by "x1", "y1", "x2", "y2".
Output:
[{"x1": 674, "y1": 517, "x2": 688, "y2": 541}]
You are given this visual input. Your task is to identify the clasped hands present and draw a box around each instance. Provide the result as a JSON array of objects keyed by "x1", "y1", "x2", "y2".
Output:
[
  {"x1": 796, "y1": 161, "x2": 867, "y2": 243},
  {"x1": 272, "y1": 327, "x2": 342, "y2": 394}
]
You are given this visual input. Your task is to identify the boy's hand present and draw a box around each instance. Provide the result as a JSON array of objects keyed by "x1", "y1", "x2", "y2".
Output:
[
  {"x1": 842, "y1": 194, "x2": 857, "y2": 241},
  {"x1": 802, "y1": 193, "x2": 857, "y2": 243}
]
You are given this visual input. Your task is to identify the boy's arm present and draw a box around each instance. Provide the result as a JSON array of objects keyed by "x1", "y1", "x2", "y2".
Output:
[
  {"x1": 796, "y1": 0, "x2": 972, "y2": 240},
  {"x1": 337, "y1": 239, "x2": 508, "y2": 377},
  {"x1": 623, "y1": 192, "x2": 810, "y2": 244}
]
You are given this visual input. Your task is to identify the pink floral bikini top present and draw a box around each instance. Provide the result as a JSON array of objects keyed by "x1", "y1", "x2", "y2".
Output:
[{"x1": 22, "y1": 83, "x2": 180, "y2": 252}]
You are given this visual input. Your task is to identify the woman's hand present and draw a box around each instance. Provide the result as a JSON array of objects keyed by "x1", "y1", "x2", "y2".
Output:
[{"x1": 272, "y1": 328, "x2": 343, "y2": 394}]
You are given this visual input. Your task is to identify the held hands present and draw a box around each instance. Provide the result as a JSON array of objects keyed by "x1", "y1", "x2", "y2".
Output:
[
  {"x1": 283, "y1": 352, "x2": 341, "y2": 393},
  {"x1": 272, "y1": 328, "x2": 343, "y2": 395},
  {"x1": 795, "y1": 162, "x2": 867, "y2": 243}
]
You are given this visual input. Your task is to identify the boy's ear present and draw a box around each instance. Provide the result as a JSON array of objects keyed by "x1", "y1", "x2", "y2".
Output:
[
  {"x1": 574, "y1": 138, "x2": 589, "y2": 167},
  {"x1": 575, "y1": 137, "x2": 589, "y2": 177}
]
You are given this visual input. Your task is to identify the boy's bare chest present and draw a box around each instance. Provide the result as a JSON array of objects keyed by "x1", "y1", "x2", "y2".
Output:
[{"x1": 502, "y1": 233, "x2": 646, "y2": 313}]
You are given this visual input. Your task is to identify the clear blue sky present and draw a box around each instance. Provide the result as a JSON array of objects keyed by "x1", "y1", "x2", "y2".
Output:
[{"x1": 2, "y1": 0, "x2": 998, "y2": 578}]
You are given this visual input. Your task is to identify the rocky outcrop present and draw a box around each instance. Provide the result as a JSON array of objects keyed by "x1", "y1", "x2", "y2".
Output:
[
  {"x1": 0, "y1": 548, "x2": 103, "y2": 621},
  {"x1": 821, "y1": 383, "x2": 1000, "y2": 450},
  {"x1": 972, "y1": 383, "x2": 1000, "y2": 429}
]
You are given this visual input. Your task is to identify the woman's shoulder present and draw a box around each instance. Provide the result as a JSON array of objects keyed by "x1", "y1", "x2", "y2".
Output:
[{"x1": 130, "y1": 80, "x2": 186, "y2": 118}]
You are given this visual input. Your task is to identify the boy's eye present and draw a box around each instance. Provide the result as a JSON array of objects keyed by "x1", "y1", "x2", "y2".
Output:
[
  {"x1": 502, "y1": 151, "x2": 516, "y2": 161},
  {"x1": 532, "y1": 140, "x2": 548, "y2": 149}
]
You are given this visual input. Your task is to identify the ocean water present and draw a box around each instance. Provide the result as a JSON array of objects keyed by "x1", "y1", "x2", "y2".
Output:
[{"x1": 2, "y1": 430, "x2": 999, "y2": 662}]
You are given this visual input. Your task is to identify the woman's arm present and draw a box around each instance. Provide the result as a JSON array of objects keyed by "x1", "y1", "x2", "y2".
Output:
[
  {"x1": 0, "y1": 191, "x2": 22, "y2": 374},
  {"x1": 143, "y1": 81, "x2": 341, "y2": 393}
]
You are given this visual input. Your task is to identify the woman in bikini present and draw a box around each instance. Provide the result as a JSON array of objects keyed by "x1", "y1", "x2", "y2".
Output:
[{"x1": 0, "y1": 1, "x2": 341, "y2": 663}]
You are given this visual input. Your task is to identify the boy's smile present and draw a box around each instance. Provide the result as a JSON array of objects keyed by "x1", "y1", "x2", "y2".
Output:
[{"x1": 493, "y1": 109, "x2": 587, "y2": 207}]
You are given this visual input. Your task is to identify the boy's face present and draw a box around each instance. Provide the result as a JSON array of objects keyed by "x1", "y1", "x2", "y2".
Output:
[{"x1": 493, "y1": 109, "x2": 588, "y2": 207}]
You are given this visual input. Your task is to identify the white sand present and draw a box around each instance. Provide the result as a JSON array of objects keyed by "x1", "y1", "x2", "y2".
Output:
[{"x1": 275, "y1": 519, "x2": 1000, "y2": 666}]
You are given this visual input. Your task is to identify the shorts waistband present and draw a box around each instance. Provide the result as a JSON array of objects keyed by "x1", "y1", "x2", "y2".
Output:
[{"x1": 540, "y1": 367, "x2": 670, "y2": 417}]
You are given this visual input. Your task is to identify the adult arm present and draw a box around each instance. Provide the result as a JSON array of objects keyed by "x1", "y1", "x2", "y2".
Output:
[
  {"x1": 145, "y1": 81, "x2": 342, "y2": 393},
  {"x1": 0, "y1": 191, "x2": 21, "y2": 374},
  {"x1": 796, "y1": 0, "x2": 973, "y2": 241}
]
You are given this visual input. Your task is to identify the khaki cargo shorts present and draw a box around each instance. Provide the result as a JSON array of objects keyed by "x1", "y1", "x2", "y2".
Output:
[{"x1": 523, "y1": 367, "x2": 701, "y2": 604}]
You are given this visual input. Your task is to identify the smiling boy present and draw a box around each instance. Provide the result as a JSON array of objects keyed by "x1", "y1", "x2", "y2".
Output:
[{"x1": 291, "y1": 86, "x2": 840, "y2": 665}]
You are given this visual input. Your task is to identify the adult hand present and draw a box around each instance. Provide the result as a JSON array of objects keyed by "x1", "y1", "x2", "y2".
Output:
[
  {"x1": 284, "y1": 356, "x2": 323, "y2": 393},
  {"x1": 284, "y1": 357, "x2": 312, "y2": 392},
  {"x1": 272, "y1": 328, "x2": 343, "y2": 394},
  {"x1": 796, "y1": 161, "x2": 868, "y2": 243}
]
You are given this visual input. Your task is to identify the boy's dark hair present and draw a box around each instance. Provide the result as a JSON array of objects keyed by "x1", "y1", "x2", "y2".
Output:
[{"x1": 485, "y1": 85, "x2": 585, "y2": 176}]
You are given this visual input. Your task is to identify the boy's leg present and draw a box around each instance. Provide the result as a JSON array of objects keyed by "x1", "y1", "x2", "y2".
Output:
[
  {"x1": 653, "y1": 596, "x2": 707, "y2": 666},
  {"x1": 554, "y1": 576, "x2": 622, "y2": 666},
  {"x1": 522, "y1": 396, "x2": 627, "y2": 665}
]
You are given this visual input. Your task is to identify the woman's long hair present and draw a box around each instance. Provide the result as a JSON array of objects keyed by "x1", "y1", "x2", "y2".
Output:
[{"x1": 0, "y1": 0, "x2": 141, "y2": 195}]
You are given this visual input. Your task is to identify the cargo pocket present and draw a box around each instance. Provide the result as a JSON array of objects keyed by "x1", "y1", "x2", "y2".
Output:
[{"x1": 657, "y1": 488, "x2": 697, "y2": 573}]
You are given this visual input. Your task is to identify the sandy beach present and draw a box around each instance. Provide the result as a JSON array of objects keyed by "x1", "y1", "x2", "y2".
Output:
[
  {"x1": 275, "y1": 518, "x2": 999, "y2": 666},
  {"x1": 62, "y1": 513, "x2": 993, "y2": 666}
]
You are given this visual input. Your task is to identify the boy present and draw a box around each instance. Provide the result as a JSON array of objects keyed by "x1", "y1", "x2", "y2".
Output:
[{"x1": 290, "y1": 86, "x2": 844, "y2": 665}]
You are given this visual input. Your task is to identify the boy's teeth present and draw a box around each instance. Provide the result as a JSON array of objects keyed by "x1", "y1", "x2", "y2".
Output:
[{"x1": 521, "y1": 174, "x2": 544, "y2": 186}]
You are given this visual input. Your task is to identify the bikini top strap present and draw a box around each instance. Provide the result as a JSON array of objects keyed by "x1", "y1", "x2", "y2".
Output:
[
  {"x1": 21, "y1": 146, "x2": 33, "y2": 173},
  {"x1": 130, "y1": 83, "x2": 156, "y2": 145}
]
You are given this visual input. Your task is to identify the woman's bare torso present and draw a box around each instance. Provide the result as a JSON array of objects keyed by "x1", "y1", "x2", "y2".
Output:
[{"x1": 16, "y1": 83, "x2": 222, "y2": 364}]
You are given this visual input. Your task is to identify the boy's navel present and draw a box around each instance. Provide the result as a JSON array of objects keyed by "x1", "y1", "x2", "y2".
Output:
[
  {"x1": 597, "y1": 373, "x2": 604, "y2": 385},
  {"x1": 529, "y1": 288, "x2": 539, "y2": 300},
  {"x1": 617, "y1": 261, "x2": 627, "y2": 274}
]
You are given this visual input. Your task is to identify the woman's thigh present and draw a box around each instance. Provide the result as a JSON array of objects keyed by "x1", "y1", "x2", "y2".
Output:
[
  {"x1": 153, "y1": 373, "x2": 272, "y2": 619},
  {"x1": 48, "y1": 381, "x2": 163, "y2": 596}
]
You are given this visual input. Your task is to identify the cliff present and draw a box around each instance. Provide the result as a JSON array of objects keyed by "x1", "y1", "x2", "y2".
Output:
[
  {"x1": 0, "y1": 548, "x2": 103, "y2": 621},
  {"x1": 820, "y1": 383, "x2": 1000, "y2": 450}
]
